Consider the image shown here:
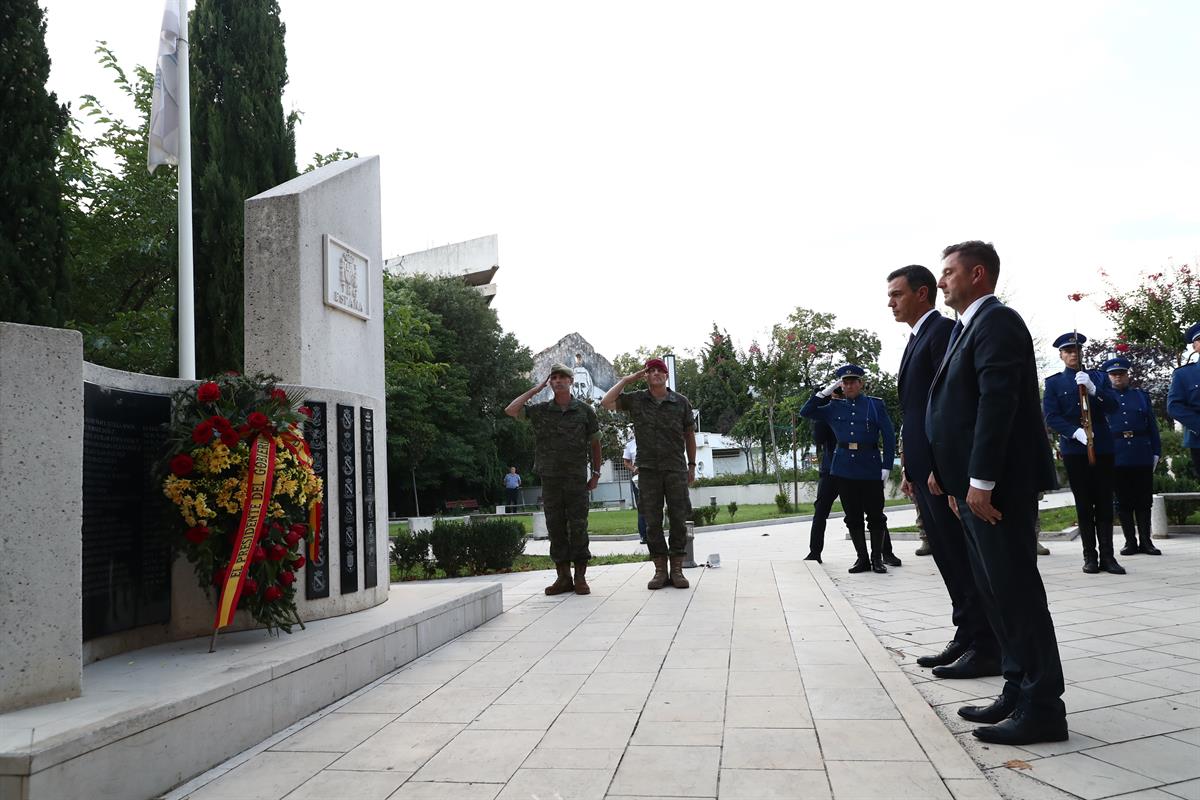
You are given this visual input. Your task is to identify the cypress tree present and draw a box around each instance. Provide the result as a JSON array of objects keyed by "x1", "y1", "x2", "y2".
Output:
[
  {"x1": 189, "y1": 0, "x2": 296, "y2": 374},
  {"x1": 0, "y1": 0, "x2": 70, "y2": 326}
]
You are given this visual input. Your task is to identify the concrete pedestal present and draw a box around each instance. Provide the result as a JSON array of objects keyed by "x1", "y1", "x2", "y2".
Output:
[
  {"x1": 409, "y1": 516, "x2": 434, "y2": 534},
  {"x1": 532, "y1": 512, "x2": 549, "y2": 539},
  {"x1": 1151, "y1": 494, "x2": 1171, "y2": 539}
]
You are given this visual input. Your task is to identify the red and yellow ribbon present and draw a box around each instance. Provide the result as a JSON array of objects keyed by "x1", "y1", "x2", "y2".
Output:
[{"x1": 214, "y1": 436, "x2": 277, "y2": 629}]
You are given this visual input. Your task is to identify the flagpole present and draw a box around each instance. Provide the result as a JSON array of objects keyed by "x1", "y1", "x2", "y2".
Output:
[{"x1": 176, "y1": 0, "x2": 196, "y2": 380}]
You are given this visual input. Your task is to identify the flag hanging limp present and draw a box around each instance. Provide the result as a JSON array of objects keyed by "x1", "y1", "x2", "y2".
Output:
[{"x1": 148, "y1": 0, "x2": 182, "y2": 173}]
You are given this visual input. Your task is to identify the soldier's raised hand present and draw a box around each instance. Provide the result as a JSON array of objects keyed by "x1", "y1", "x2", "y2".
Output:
[{"x1": 819, "y1": 379, "x2": 842, "y2": 397}]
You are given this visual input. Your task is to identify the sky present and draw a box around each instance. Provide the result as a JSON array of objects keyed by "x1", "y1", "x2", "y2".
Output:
[{"x1": 42, "y1": 0, "x2": 1200, "y2": 377}]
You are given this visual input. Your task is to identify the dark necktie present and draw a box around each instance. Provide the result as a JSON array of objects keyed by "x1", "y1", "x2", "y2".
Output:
[{"x1": 947, "y1": 319, "x2": 965, "y2": 351}]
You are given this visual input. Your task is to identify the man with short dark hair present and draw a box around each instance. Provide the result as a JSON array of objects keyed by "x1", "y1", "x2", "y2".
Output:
[
  {"x1": 506, "y1": 364, "x2": 602, "y2": 595},
  {"x1": 887, "y1": 264, "x2": 999, "y2": 679},
  {"x1": 927, "y1": 240, "x2": 1066, "y2": 746},
  {"x1": 603, "y1": 358, "x2": 696, "y2": 590}
]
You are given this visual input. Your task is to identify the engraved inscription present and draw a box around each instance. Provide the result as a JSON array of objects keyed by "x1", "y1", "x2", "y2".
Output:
[
  {"x1": 337, "y1": 403, "x2": 358, "y2": 593},
  {"x1": 303, "y1": 401, "x2": 330, "y2": 599},
  {"x1": 361, "y1": 407, "x2": 377, "y2": 588}
]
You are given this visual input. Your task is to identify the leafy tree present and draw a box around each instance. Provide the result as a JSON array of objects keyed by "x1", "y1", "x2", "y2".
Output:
[
  {"x1": 190, "y1": 0, "x2": 298, "y2": 374},
  {"x1": 384, "y1": 274, "x2": 533, "y2": 514},
  {"x1": 692, "y1": 325, "x2": 751, "y2": 434},
  {"x1": 58, "y1": 45, "x2": 178, "y2": 374},
  {"x1": 1, "y1": 0, "x2": 70, "y2": 327}
]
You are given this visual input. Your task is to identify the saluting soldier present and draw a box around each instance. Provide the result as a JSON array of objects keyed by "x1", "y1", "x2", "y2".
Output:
[
  {"x1": 505, "y1": 363, "x2": 602, "y2": 595},
  {"x1": 1042, "y1": 332, "x2": 1124, "y2": 575},
  {"x1": 602, "y1": 358, "x2": 696, "y2": 590},
  {"x1": 1167, "y1": 322, "x2": 1200, "y2": 478},
  {"x1": 1103, "y1": 357, "x2": 1162, "y2": 556},
  {"x1": 800, "y1": 364, "x2": 898, "y2": 574}
]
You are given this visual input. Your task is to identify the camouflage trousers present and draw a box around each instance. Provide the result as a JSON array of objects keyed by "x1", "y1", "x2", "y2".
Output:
[
  {"x1": 542, "y1": 475, "x2": 591, "y2": 563},
  {"x1": 638, "y1": 468, "x2": 691, "y2": 556}
]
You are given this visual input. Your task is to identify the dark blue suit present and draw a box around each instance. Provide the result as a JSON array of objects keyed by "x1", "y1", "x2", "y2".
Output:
[
  {"x1": 899, "y1": 313, "x2": 996, "y2": 658},
  {"x1": 927, "y1": 297, "x2": 1064, "y2": 720},
  {"x1": 806, "y1": 419, "x2": 840, "y2": 556},
  {"x1": 1043, "y1": 369, "x2": 1120, "y2": 562},
  {"x1": 1167, "y1": 362, "x2": 1200, "y2": 476}
]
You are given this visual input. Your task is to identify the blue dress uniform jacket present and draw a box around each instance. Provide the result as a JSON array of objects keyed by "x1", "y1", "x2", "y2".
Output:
[
  {"x1": 800, "y1": 392, "x2": 895, "y2": 481},
  {"x1": 1167, "y1": 362, "x2": 1200, "y2": 448},
  {"x1": 1042, "y1": 368, "x2": 1120, "y2": 456},
  {"x1": 1110, "y1": 387, "x2": 1160, "y2": 468}
]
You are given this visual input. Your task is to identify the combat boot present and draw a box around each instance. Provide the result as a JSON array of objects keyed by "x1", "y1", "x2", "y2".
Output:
[
  {"x1": 1118, "y1": 510, "x2": 1138, "y2": 556},
  {"x1": 545, "y1": 562, "x2": 574, "y2": 595},
  {"x1": 573, "y1": 560, "x2": 590, "y2": 595},
  {"x1": 647, "y1": 556, "x2": 669, "y2": 590},
  {"x1": 1136, "y1": 510, "x2": 1161, "y2": 555},
  {"x1": 669, "y1": 556, "x2": 690, "y2": 589}
]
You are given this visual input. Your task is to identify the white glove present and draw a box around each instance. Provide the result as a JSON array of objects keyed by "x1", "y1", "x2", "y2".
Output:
[
  {"x1": 1152, "y1": 455, "x2": 1160, "y2": 471},
  {"x1": 881, "y1": 469, "x2": 890, "y2": 482},
  {"x1": 819, "y1": 380, "x2": 841, "y2": 398},
  {"x1": 1071, "y1": 428, "x2": 1089, "y2": 446},
  {"x1": 1075, "y1": 371, "x2": 1096, "y2": 396}
]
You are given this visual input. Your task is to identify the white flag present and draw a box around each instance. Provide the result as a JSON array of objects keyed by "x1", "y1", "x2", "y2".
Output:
[{"x1": 148, "y1": 0, "x2": 181, "y2": 173}]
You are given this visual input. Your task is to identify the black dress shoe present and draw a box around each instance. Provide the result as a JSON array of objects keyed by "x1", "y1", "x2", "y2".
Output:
[
  {"x1": 972, "y1": 709, "x2": 1068, "y2": 746},
  {"x1": 917, "y1": 641, "x2": 968, "y2": 668},
  {"x1": 1082, "y1": 555, "x2": 1100, "y2": 574},
  {"x1": 1120, "y1": 542, "x2": 1138, "y2": 556},
  {"x1": 958, "y1": 692, "x2": 1018, "y2": 724},
  {"x1": 848, "y1": 558, "x2": 871, "y2": 573},
  {"x1": 803, "y1": 552, "x2": 823, "y2": 564},
  {"x1": 932, "y1": 650, "x2": 1002, "y2": 679},
  {"x1": 1099, "y1": 555, "x2": 1126, "y2": 575},
  {"x1": 882, "y1": 553, "x2": 902, "y2": 567},
  {"x1": 1139, "y1": 540, "x2": 1162, "y2": 556},
  {"x1": 871, "y1": 556, "x2": 887, "y2": 574}
]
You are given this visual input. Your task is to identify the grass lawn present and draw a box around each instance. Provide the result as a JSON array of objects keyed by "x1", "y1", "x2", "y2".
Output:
[
  {"x1": 389, "y1": 500, "x2": 909, "y2": 539},
  {"x1": 891, "y1": 504, "x2": 1078, "y2": 533},
  {"x1": 390, "y1": 552, "x2": 647, "y2": 582}
]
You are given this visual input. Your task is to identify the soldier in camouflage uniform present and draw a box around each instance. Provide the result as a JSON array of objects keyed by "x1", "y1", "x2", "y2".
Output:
[
  {"x1": 506, "y1": 364, "x2": 602, "y2": 595},
  {"x1": 602, "y1": 357, "x2": 696, "y2": 590}
]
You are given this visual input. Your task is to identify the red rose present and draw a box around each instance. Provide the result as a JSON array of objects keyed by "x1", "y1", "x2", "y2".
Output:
[
  {"x1": 170, "y1": 454, "x2": 194, "y2": 477},
  {"x1": 185, "y1": 525, "x2": 209, "y2": 544},
  {"x1": 299, "y1": 406, "x2": 313, "y2": 418},
  {"x1": 252, "y1": 545, "x2": 267, "y2": 563},
  {"x1": 285, "y1": 530, "x2": 303, "y2": 547},
  {"x1": 270, "y1": 388, "x2": 288, "y2": 402},
  {"x1": 192, "y1": 421, "x2": 214, "y2": 444},
  {"x1": 197, "y1": 381, "x2": 221, "y2": 403},
  {"x1": 242, "y1": 577, "x2": 259, "y2": 595},
  {"x1": 264, "y1": 585, "x2": 283, "y2": 602},
  {"x1": 279, "y1": 570, "x2": 295, "y2": 586},
  {"x1": 289, "y1": 523, "x2": 307, "y2": 536},
  {"x1": 220, "y1": 430, "x2": 240, "y2": 447},
  {"x1": 211, "y1": 415, "x2": 233, "y2": 432},
  {"x1": 268, "y1": 544, "x2": 288, "y2": 561},
  {"x1": 291, "y1": 556, "x2": 306, "y2": 570},
  {"x1": 248, "y1": 412, "x2": 270, "y2": 430}
]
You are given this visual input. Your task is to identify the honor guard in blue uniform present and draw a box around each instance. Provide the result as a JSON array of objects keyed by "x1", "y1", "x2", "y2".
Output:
[
  {"x1": 1042, "y1": 333, "x2": 1124, "y2": 575},
  {"x1": 1103, "y1": 357, "x2": 1162, "y2": 556},
  {"x1": 800, "y1": 364, "x2": 898, "y2": 574},
  {"x1": 1166, "y1": 322, "x2": 1200, "y2": 479}
]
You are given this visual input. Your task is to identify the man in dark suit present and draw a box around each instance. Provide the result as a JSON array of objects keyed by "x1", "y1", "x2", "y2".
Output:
[
  {"x1": 926, "y1": 241, "x2": 1066, "y2": 746},
  {"x1": 887, "y1": 264, "x2": 999, "y2": 679},
  {"x1": 803, "y1": 417, "x2": 839, "y2": 563}
]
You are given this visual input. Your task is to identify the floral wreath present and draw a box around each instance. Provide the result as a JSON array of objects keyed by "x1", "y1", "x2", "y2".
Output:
[{"x1": 162, "y1": 372, "x2": 322, "y2": 635}]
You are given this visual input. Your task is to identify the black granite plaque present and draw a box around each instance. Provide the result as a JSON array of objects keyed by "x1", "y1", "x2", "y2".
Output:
[
  {"x1": 337, "y1": 403, "x2": 358, "y2": 593},
  {"x1": 303, "y1": 401, "x2": 331, "y2": 599},
  {"x1": 82, "y1": 383, "x2": 172, "y2": 640},
  {"x1": 360, "y1": 407, "x2": 378, "y2": 589}
]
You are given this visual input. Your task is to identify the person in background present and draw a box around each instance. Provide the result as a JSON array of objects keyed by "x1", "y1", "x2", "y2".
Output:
[
  {"x1": 623, "y1": 438, "x2": 647, "y2": 544},
  {"x1": 1104, "y1": 356, "x2": 1161, "y2": 556},
  {"x1": 503, "y1": 466, "x2": 522, "y2": 509}
]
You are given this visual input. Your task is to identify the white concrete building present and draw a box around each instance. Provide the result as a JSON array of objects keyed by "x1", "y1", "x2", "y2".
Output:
[{"x1": 384, "y1": 234, "x2": 498, "y2": 304}]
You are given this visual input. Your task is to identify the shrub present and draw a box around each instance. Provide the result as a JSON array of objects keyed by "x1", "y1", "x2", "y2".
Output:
[
  {"x1": 774, "y1": 491, "x2": 792, "y2": 514},
  {"x1": 727, "y1": 500, "x2": 738, "y2": 521},
  {"x1": 692, "y1": 505, "x2": 720, "y2": 526},
  {"x1": 465, "y1": 518, "x2": 527, "y2": 573},
  {"x1": 428, "y1": 519, "x2": 471, "y2": 577},
  {"x1": 693, "y1": 468, "x2": 820, "y2": 487},
  {"x1": 390, "y1": 529, "x2": 431, "y2": 577}
]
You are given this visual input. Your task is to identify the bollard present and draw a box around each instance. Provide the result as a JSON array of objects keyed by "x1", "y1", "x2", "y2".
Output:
[
  {"x1": 1150, "y1": 495, "x2": 1170, "y2": 539},
  {"x1": 684, "y1": 521, "x2": 698, "y2": 568},
  {"x1": 532, "y1": 511, "x2": 549, "y2": 539}
]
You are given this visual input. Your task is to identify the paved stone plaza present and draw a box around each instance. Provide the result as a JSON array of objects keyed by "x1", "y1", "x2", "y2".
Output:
[{"x1": 169, "y1": 498, "x2": 1199, "y2": 800}]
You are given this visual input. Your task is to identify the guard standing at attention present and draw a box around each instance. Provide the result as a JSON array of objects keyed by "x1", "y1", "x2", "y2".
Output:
[
  {"x1": 1167, "y1": 322, "x2": 1200, "y2": 478},
  {"x1": 800, "y1": 364, "x2": 898, "y2": 574},
  {"x1": 1043, "y1": 332, "x2": 1124, "y2": 575},
  {"x1": 1103, "y1": 356, "x2": 1162, "y2": 556}
]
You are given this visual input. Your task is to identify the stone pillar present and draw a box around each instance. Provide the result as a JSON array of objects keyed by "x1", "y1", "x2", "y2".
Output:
[
  {"x1": 1151, "y1": 494, "x2": 1170, "y2": 539},
  {"x1": 243, "y1": 157, "x2": 390, "y2": 603},
  {"x1": 0, "y1": 323, "x2": 83, "y2": 712}
]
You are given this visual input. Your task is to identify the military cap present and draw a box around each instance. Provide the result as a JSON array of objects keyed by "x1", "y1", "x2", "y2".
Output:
[
  {"x1": 1186, "y1": 322, "x2": 1200, "y2": 343},
  {"x1": 548, "y1": 363, "x2": 573, "y2": 378},
  {"x1": 645, "y1": 357, "x2": 669, "y2": 373},
  {"x1": 835, "y1": 363, "x2": 865, "y2": 379},
  {"x1": 1053, "y1": 332, "x2": 1087, "y2": 349},
  {"x1": 1101, "y1": 357, "x2": 1131, "y2": 373}
]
